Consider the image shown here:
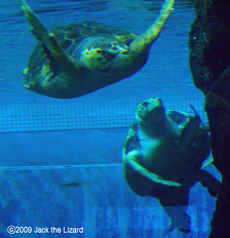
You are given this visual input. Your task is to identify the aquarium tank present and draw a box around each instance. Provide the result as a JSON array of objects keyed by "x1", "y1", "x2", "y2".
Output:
[{"x1": 0, "y1": 0, "x2": 222, "y2": 237}]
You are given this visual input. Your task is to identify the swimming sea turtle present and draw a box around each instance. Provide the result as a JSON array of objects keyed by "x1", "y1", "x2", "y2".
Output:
[
  {"x1": 19, "y1": 0, "x2": 174, "y2": 98},
  {"x1": 123, "y1": 97, "x2": 221, "y2": 233}
]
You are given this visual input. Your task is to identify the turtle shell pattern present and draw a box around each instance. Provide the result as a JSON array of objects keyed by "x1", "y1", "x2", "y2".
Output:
[{"x1": 28, "y1": 21, "x2": 137, "y2": 79}]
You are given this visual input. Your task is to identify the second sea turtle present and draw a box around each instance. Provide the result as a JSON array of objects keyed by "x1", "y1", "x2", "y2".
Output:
[{"x1": 123, "y1": 97, "x2": 221, "y2": 233}]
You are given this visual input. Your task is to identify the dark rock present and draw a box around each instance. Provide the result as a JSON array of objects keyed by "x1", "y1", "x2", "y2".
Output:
[{"x1": 188, "y1": 0, "x2": 230, "y2": 237}]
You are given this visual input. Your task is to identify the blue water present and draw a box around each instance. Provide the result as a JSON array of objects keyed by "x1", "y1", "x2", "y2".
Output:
[{"x1": 0, "y1": 0, "x2": 221, "y2": 237}]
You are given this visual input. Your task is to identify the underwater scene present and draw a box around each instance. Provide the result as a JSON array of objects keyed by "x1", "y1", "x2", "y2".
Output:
[{"x1": 0, "y1": 0, "x2": 224, "y2": 237}]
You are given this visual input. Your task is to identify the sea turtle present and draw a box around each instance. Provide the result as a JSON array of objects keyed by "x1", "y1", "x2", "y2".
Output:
[
  {"x1": 18, "y1": 0, "x2": 174, "y2": 98},
  {"x1": 123, "y1": 97, "x2": 221, "y2": 233}
]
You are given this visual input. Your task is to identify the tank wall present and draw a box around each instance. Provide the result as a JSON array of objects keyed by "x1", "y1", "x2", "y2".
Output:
[{"x1": 0, "y1": 128, "x2": 220, "y2": 238}]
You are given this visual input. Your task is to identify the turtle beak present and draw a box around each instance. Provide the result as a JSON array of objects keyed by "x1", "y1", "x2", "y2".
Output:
[{"x1": 148, "y1": 97, "x2": 164, "y2": 110}]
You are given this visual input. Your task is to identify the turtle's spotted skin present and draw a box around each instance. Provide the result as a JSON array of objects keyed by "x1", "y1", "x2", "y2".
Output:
[
  {"x1": 19, "y1": 0, "x2": 174, "y2": 98},
  {"x1": 123, "y1": 97, "x2": 221, "y2": 233}
]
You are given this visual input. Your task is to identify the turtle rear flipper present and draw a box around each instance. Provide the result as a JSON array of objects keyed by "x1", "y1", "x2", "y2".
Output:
[
  {"x1": 199, "y1": 170, "x2": 221, "y2": 197},
  {"x1": 19, "y1": 0, "x2": 80, "y2": 72},
  {"x1": 168, "y1": 214, "x2": 191, "y2": 234},
  {"x1": 161, "y1": 196, "x2": 191, "y2": 233}
]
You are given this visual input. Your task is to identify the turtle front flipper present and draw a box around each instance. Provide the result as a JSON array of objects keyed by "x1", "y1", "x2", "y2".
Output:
[
  {"x1": 129, "y1": 0, "x2": 175, "y2": 55},
  {"x1": 19, "y1": 0, "x2": 79, "y2": 71},
  {"x1": 124, "y1": 151, "x2": 181, "y2": 187},
  {"x1": 179, "y1": 105, "x2": 201, "y2": 155}
]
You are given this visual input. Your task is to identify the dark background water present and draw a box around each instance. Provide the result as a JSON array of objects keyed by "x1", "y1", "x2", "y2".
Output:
[{"x1": 0, "y1": 0, "x2": 221, "y2": 237}]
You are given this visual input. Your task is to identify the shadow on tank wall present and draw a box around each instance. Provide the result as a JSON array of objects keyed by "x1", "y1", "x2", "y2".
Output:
[{"x1": 188, "y1": 0, "x2": 230, "y2": 237}]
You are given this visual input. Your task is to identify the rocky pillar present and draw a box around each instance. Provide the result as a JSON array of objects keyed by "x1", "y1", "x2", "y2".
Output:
[{"x1": 188, "y1": 0, "x2": 230, "y2": 237}]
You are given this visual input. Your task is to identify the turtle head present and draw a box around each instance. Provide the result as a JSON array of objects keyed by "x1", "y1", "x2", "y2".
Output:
[
  {"x1": 80, "y1": 46, "x2": 115, "y2": 71},
  {"x1": 78, "y1": 37, "x2": 117, "y2": 71},
  {"x1": 136, "y1": 97, "x2": 166, "y2": 126}
]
